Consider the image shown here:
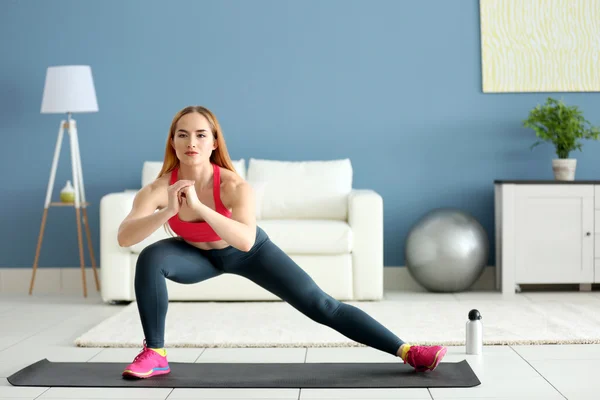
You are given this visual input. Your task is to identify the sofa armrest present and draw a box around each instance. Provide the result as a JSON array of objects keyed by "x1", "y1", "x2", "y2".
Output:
[
  {"x1": 348, "y1": 189, "x2": 384, "y2": 300},
  {"x1": 100, "y1": 191, "x2": 137, "y2": 302}
]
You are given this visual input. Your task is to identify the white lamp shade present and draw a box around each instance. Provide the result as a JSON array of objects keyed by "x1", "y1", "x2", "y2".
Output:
[{"x1": 41, "y1": 65, "x2": 98, "y2": 114}]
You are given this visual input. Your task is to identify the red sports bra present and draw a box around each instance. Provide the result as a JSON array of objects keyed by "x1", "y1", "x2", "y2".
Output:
[{"x1": 167, "y1": 163, "x2": 232, "y2": 242}]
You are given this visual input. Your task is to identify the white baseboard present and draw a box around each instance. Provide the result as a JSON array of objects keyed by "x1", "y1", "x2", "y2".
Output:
[
  {"x1": 0, "y1": 267, "x2": 101, "y2": 296},
  {"x1": 383, "y1": 266, "x2": 496, "y2": 291},
  {"x1": 0, "y1": 266, "x2": 496, "y2": 295}
]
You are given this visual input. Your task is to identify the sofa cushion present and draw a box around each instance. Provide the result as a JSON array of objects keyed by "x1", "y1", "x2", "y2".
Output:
[
  {"x1": 129, "y1": 220, "x2": 352, "y2": 255},
  {"x1": 141, "y1": 159, "x2": 246, "y2": 187},
  {"x1": 246, "y1": 158, "x2": 352, "y2": 221},
  {"x1": 259, "y1": 220, "x2": 352, "y2": 254}
]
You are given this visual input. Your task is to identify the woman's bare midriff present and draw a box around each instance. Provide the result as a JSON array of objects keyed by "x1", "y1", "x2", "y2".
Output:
[
  {"x1": 183, "y1": 238, "x2": 230, "y2": 251},
  {"x1": 153, "y1": 168, "x2": 237, "y2": 251}
]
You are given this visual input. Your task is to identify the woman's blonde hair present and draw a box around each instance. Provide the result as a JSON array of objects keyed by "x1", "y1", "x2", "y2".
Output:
[{"x1": 158, "y1": 105, "x2": 238, "y2": 237}]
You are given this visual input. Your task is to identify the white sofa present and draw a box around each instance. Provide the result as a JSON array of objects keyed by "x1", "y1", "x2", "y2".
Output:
[{"x1": 100, "y1": 158, "x2": 384, "y2": 303}]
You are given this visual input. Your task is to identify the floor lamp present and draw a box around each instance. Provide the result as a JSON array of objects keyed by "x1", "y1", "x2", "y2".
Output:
[{"x1": 30, "y1": 65, "x2": 100, "y2": 297}]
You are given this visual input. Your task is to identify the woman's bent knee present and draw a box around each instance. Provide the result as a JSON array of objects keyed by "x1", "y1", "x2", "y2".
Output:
[{"x1": 135, "y1": 239, "x2": 175, "y2": 273}]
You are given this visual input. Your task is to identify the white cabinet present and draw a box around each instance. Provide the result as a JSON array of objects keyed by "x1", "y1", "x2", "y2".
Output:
[{"x1": 495, "y1": 181, "x2": 599, "y2": 295}]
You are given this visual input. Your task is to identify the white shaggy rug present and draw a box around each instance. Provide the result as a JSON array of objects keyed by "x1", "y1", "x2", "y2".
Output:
[{"x1": 75, "y1": 292, "x2": 600, "y2": 348}]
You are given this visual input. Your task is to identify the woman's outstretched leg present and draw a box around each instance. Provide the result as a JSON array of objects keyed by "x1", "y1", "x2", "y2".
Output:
[{"x1": 224, "y1": 236, "x2": 447, "y2": 372}]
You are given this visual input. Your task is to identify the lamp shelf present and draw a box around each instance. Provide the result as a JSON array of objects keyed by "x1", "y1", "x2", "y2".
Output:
[{"x1": 49, "y1": 201, "x2": 90, "y2": 207}]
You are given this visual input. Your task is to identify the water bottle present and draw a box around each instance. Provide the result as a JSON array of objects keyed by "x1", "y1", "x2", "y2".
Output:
[{"x1": 466, "y1": 309, "x2": 482, "y2": 355}]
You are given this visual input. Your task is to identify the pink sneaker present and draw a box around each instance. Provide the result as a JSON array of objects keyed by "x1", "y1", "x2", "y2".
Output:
[
  {"x1": 122, "y1": 340, "x2": 170, "y2": 379},
  {"x1": 403, "y1": 345, "x2": 447, "y2": 372}
]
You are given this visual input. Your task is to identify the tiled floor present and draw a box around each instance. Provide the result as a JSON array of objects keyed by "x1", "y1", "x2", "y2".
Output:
[{"x1": 0, "y1": 291, "x2": 598, "y2": 399}]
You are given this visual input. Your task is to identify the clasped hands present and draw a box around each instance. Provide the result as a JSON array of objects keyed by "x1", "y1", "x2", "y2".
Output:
[{"x1": 176, "y1": 180, "x2": 205, "y2": 212}]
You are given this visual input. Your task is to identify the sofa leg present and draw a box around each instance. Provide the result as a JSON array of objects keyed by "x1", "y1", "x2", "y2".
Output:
[{"x1": 108, "y1": 300, "x2": 132, "y2": 306}]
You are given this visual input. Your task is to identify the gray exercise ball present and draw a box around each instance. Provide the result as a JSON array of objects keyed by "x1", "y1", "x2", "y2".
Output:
[{"x1": 405, "y1": 208, "x2": 488, "y2": 292}]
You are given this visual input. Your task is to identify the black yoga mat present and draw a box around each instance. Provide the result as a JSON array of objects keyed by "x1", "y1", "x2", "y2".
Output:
[{"x1": 8, "y1": 359, "x2": 480, "y2": 388}]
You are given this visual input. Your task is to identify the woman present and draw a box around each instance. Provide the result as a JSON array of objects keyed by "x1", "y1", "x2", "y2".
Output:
[{"x1": 118, "y1": 106, "x2": 447, "y2": 379}]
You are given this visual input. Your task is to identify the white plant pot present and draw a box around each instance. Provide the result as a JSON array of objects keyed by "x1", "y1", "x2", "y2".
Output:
[{"x1": 552, "y1": 158, "x2": 577, "y2": 181}]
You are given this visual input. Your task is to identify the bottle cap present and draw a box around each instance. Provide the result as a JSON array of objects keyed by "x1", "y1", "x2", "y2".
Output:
[{"x1": 468, "y1": 309, "x2": 482, "y2": 320}]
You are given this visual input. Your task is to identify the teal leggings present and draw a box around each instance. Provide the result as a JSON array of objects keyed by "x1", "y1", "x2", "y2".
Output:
[{"x1": 134, "y1": 226, "x2": 405, "y2": 355}]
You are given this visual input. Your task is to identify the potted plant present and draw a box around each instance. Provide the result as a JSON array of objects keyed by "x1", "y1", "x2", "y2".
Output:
[{"x1": 523, "y1": 97, "x2": 600, "y2": 180}]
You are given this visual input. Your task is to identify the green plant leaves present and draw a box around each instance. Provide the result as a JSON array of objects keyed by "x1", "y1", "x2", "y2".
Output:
[{"x1": 522, "y1": 97, "x2": 600, "y2": 159}]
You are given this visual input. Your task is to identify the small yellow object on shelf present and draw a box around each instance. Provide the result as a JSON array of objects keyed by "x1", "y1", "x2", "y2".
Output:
[{"x1": 60, "y1": 180, "x2": 75, "y2": 203}]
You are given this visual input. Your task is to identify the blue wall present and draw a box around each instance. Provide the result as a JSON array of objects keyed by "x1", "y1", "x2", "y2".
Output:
[{"x1": 2, "y1": 0, "x2": 600, "y2": 269}]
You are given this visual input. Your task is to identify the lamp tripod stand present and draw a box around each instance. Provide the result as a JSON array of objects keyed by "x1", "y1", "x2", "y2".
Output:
[{"x1": 29, "y1": 115, "x2": 100, "y2": 297}]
